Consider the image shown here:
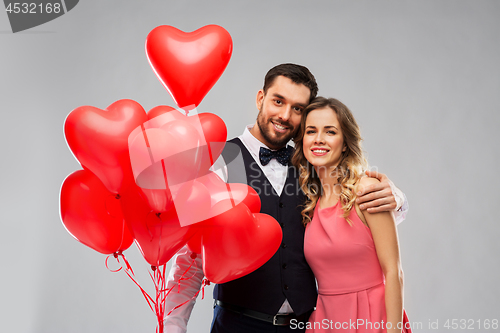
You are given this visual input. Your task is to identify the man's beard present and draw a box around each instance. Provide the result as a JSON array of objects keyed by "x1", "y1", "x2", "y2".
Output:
[{"x1": 256, "y1": 107, "x2": 297, "y2": 149}]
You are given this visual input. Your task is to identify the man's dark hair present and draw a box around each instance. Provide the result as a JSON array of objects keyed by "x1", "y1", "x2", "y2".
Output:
[{"x1": 263, "y1": 63, "x2": 318, "y2": 102}]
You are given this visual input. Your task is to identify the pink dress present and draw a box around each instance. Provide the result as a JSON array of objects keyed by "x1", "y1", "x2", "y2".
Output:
[{"x1": 304, "y1": 199, "x2": 411, "y2": 333}]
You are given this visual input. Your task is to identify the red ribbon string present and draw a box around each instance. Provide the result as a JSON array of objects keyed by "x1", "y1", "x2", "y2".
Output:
[
  {"x1": 106, "y1": 252, "x2": 155, "y2": 315},
  {"x1": 105, "y1": 252, "x2": 209, "y2": 333},
  {"x1": 105, "y1": 254, "x2": 122, "y2": 273},
  {"x1": 165, "y1": 278, "x2": 211, "y2": 317}
]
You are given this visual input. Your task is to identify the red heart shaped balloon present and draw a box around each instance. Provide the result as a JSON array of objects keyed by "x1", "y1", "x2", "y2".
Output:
[
  {"x1": 197, "y1": 171, "x2": 261, "y2": 214},
  {"x1": 146, "y1": 106, "x2": 227, "y2": 172},
  {"x1": 128, "y1": 106, "x2": 227, "y2": 215},
  {"x1": 64, "y1": 99, "x2": 148, "y2": 194},
  {"x1": 184, "y1": 175, "x2": 261, "y2": 253},
  {"x1": 146, "y1": 25, "x2": 233, "y2": 108},
  {"x1": 186, "y1": 231, "x2": 203, "y2": 254},
  {"x1": 120, "y1": 183, "x2": 197, "y2": 267},
  {"x1": 197, "y1": 113, "x2": 227, "y2": 169},
  {"x1": 171, "y1": 172, "x2": 261, "y2": 227},
  {"x1": 173, "y1": 179, "x2": 212, "y2": 226},
  {"x1": 60, "y1": 170, "x2": 134, "y2": 254},
  {"x1": 202, "y1": 203, "x2": 282, "y2": 284}
]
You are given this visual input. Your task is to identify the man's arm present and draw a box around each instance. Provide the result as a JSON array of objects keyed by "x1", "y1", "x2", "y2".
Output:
[
  {"x1": 164, "y1": 245, "x2": 204, "y2": 333},
  {"x1": 356, "y1": 170, "x2": 409, "y2": 225}
]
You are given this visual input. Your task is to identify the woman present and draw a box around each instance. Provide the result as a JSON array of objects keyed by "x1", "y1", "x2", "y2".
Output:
[{"x1": 291, "y1": 97, "x2": 411, "y2": 333}]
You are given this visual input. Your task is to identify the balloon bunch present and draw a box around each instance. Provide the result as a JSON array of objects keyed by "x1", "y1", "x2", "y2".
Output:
[{"x1": 59, "y1": 25, "x2": 282, "y2": 332}]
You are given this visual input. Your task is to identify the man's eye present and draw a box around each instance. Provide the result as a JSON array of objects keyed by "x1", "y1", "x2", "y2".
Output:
[
  {"x1": 293, "y1": 107, "x2": 303, "y2": 112},
  {"x1": 274, "y1": 99, "x2": 282, "y2": 105}
]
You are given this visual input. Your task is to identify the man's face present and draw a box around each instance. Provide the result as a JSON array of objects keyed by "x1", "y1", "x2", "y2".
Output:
[{"x1": 254, "y1": 76, "x2": 311, "y2": 150}]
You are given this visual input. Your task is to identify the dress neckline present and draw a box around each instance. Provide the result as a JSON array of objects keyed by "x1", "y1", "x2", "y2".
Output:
[{"x1": 317, "y1": 197, "x2": 340, "y2": 211}]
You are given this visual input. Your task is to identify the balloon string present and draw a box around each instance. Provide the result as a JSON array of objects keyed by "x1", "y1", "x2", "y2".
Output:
[
  {"x1": 141, "y1": 124, "x2": 155, "y2": 165},
  {"x1": 106, "y1": 252, "x2": 155, "y2": 313},
  {"x1": 148, "y1": 266, "x2": 166, "y2": 333},
  {"x1": 224, "y1": 182, "x2": 236, "y2": 207},
  {"x1": 162, "y1": 255, "x2": 211, "y2": 317},
  {"x1": 176, "y1": 254, "x2": 199, "y2": 290},
  {"x1": 105, "y1": 253, "x2": 208, "y2": 333},
  {"x1": 165, "y1": 278, "x2": 211, "y2": 317},
  {"x1": 105, "y1": 254, "x2": 122, "y2": 272}
]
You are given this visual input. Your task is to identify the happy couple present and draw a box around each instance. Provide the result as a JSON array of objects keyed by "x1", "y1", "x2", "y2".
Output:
[{"x1": 164, "y1": 63, "x2": 410, "y2": 333}]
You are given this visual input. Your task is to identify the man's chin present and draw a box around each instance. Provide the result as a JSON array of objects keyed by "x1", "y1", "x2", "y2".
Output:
[{"x1": 267, "y1": 134, "x2": 292, "y2": 148}]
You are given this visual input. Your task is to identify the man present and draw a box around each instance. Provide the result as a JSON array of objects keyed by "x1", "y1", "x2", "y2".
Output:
[{"x1": 164, "y1": 64, "x2": 407, "y2": 333}]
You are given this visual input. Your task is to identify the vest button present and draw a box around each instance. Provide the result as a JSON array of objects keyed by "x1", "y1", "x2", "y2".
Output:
[
  {"x1": 282, "y1": 263, "x2": 287, "y2": 269},
  {"x1": 279, "y1": 202, "x2": 284, "y2": 208},
  {"x1": 282, "y1": 243, "x2": 287, "y2": 248},
  {"x1": 284, "y1": 285, "x2": 289, "y2": 290},
  {"x1": 280, "y1": 223, "x2": 284, "y2": 228}
]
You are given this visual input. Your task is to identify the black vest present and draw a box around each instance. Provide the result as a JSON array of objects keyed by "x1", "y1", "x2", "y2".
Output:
[{"x1": 213, "y1": 138, "x2": 317, "y2": 316}]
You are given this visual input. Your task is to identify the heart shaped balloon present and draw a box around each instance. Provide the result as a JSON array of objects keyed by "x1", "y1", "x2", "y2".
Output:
[
  {"x1": 171, "y1": 171, "x2": 260, "y2": 227},
  {"x1": 146, "y1": 25, "x2": 233, "y2": 108},
  {"x1": 202, "y1": 203, "x2": 282, "y2": 284},
  {"x1": 128, "y1": 121, "x2": 204, "y2": 214},
  {"x1": 173, "y1": 179, "x2": 212, "y2": 226},
  {"x1": 64, "y1": 99, "x2": 148, "y2": 194},
  {"x1": 146, "y1": 106, "x2": 227, "y2": 172},
  {"x1": 184, "y1": 177, "x2": 261, "y2": 253},
  {"x1": 60, "y1": 169, "x2": 134, "y2": 254},
  {"x1": 197, "y1": 171, "x2": 261, "y2": 214},
  {"x1": 120, "y1": 183, "x2": 197, "y2": 267},
  {"x1": 128, "y1": 106, "x2": 227, "y2": 215}
]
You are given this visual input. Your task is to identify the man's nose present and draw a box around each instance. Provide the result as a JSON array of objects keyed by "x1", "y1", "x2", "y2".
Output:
[{"x1": 277, "y1": 105, "x2": 292, "y2": 121}]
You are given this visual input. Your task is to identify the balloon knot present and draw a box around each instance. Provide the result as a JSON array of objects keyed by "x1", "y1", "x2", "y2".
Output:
[
  {"x1": 115, "y1": 194, "x2": 121, "y2": 199},
  {"x1": 151, "y1": 265, "x2": 157, "y2": 271},
  {"x1": 190, "y1": 252, "x2": 197, "y2": 260},
  {"x1": 156, "y1": 212, "x2": 161, "y2": 218}
]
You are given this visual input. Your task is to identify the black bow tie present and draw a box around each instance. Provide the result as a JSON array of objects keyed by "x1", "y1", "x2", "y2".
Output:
[{"x1": 259, "y1": 146, "x2": 293, "y2": 166}]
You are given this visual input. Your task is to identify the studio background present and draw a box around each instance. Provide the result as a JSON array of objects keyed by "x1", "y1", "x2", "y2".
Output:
[{"x1": 1, "y1": 1, "x2": 499, "y2": 332}]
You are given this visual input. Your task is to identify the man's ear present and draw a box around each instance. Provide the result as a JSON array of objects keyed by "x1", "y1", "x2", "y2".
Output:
[{"x1": 256, "y1": 89, "x2": 265, "y2": 110}]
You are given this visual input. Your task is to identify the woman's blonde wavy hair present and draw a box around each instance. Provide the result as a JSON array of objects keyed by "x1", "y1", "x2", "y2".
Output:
[{"x1": 291, "y1": 97, "x2": 368, "y2": 225}]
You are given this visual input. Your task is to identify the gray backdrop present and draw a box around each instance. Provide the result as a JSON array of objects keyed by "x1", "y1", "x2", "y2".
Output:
[{"x1": 1, "y1": 1, "x2": 499, "y2": 332}]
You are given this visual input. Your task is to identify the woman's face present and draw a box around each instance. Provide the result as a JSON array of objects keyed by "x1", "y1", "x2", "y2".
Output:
[{"x1": 302, "y1": 107, "x2": 345, "y2": 172}]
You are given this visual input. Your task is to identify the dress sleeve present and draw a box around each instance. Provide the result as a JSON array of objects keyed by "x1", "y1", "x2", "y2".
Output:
[{"x1": 163, "y1": 245, "x2": 205, "y2": 333}]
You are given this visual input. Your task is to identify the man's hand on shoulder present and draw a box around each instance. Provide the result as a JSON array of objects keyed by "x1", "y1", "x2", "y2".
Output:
[{"x1": 356, "y1": 170, "x2": 403, "y2": 213}]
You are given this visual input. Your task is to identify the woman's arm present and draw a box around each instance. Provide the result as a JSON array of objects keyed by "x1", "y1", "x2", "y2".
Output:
[{"x1": 356, "y1": 177, "x2": 404, "y2": 333}]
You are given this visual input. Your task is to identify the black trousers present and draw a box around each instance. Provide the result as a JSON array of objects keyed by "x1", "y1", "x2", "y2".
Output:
[{"x1": 210, "y1": 305, "x2": 308, "y2": 333}]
